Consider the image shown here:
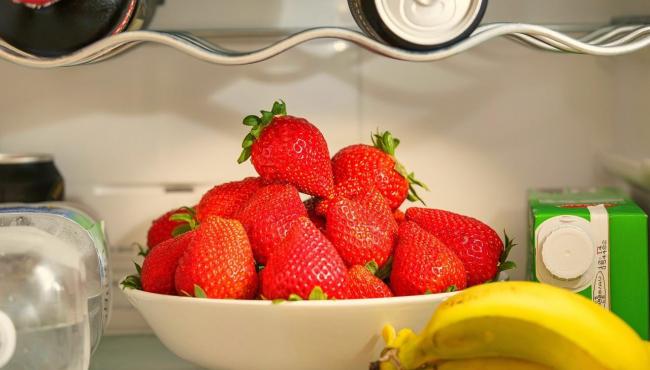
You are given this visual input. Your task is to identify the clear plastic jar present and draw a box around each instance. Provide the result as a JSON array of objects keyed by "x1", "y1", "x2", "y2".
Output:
[{"x1": 0, "y1": 225, "x2": 90, "y2": 370}]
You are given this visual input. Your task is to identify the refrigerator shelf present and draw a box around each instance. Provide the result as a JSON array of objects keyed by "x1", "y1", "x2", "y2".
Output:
[{"x1": 1, "y1": 22, "x2": 650, "y2": 68}]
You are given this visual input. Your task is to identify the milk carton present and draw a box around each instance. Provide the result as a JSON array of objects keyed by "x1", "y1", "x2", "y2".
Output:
[{"x1": 528, "y1": 187, "x2": 649, "y2": 339}]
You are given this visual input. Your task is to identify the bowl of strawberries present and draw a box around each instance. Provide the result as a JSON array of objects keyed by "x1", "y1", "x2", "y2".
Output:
[{"x1": 121, "y1": 101, "x2": 514, "y2": 370}]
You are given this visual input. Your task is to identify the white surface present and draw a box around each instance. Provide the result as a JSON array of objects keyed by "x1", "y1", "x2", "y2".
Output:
[
  {"x1": 0, "y1": 310, "x2": 16, "y2": 368},
  {"x1": 541, "y1": 226, "x2": 594, "y2": 280},
  {"x1": 122, "y1": 286, "x2": 455, "y2": 370},
  {"x1": 0, "y1": 1, "x2": 648, "y2": 333}
]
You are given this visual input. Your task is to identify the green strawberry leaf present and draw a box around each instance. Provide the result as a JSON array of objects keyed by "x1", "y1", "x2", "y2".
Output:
[
  {"x1": 365, "y1": 260, "x2": 379, "y2": 275},
  {"x1": 500, "y1": 231, "x2": 517, "y2": 264},
  {"x1": 169, "y1": 211, "x2": 198, "y2": 235},
  {"x1": 134, "y1": 261, "x2": 142, "y2": 275},
  {"x1": 242, "y1": 133, "x2": 256, "y2": 148},
  {"x1": 288, "y1": 294, "x2": 303, "y2": 301},
  {"x1": 170, "y1": 213, "x2": 197, "y2": 228},
  {"x1": 243, "y1": 115, "x2": 261, "y2": 126},
  {"x1": 256, "y1": 264, "x2": 265, "y2": 272},
  {"x1": 372, "y1": 130, "x2": 399, "y2": 157},
  {"x1": 424, "y1": 289, "x2": 433, "y2": 295},
  {"x1": 499, "y1": 261, "x2": 517, "y2": 272},
  {"x1": 134, "y1": 243, "x2": 149, "y2": 257},
  {"x1": 194, "y1": 284, "x2": 207, "y2": 298},
  {"x1": 375, "y1": 256, "x2": 393, "y2": 281},
  {"x1": 172, "y1": 223, "x2": 192, "y2": 237},
  {"x1": 372, "y1": 130, "x2": 429, "y2": 205},
  {"x1": 308, "y1": 286, "x2": 328, "y2": 300},
  {"x1": 238, "y1": 147, "x2": 253, "y2": 164},
  {"x1": 272, "y1": 100, "x2": 287, "y2": 115},
  {"x1": 404, "y1": 171, "x2": 428, "y2": 205},
  {"x1": 178, "y1": 206, "x2": 196, "y2": 217},
  {"x1": 120, "y1": 275, "x2": 142, "y2": 290},
  {"x1": 445, "y1": 285, "x2": 457, "y2": 292},
  {"x1": 238, "y1": 100, "x2": 287, "y2": 164},
  {"x1": 260, "y1": 110, "x2": 274, "y2": 125},
  {"x1": 272, "y1": 299, "x2": 286, "y2": 304},
  {"x1": 495, "y1": 231, "x2": 517, "y2": 280}
]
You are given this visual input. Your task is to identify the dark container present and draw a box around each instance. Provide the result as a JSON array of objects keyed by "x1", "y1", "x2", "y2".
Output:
[
  {"x1": 0, "y1": 0, "x2": 158, "y2": 57},
  {"x1": 0, "y1": 154, "x2": 64, "y2": 202}
]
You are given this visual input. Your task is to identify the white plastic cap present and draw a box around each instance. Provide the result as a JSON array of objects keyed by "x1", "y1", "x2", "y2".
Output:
[
  {"x1": 0, "y1": 310, "x2": 16, "y2": 368},
  {"x1": 541, "y1": 227, "x2": 594, "y2": 280}
]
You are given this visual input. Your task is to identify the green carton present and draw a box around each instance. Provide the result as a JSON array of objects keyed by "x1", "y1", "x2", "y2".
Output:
[{"x1": 528, "y1": 187, "x2": 649, "y2": 339}]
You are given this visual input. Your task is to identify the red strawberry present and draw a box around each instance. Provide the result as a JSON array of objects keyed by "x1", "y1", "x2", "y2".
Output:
[
  {"x1": 141, "y1": 231, "x2": 195, "y2": 295},
  {"x1": 405, "y1": 208, "x2": 504, "y2": 286},
  {"x1": 331, "y1": 131, "x2": 428, "y2": 210},
  {"x1": 391, "y1": 222, "x2": 466, "y2": 296},
  {"x1": 235, "y1": 184, "x2": 307, "y2": 265},
  {"x1": 394, "y1": 209, "x2": 406, "y2": 224},
  {"x1": 174, "y1": 217, "x2": 257, "y2": 299},
  {"x1": 261, "y1": 217, "x2": 348, "y2": 300},
  {"x1": 326, "y1": 197, "x2": 395, "y2": 268},
  {"x1": 238, "y1": 100, "x2": 334, "y2": 199},
  {"x1": 304, "y1": 197, "x2": 327, "y2": 232},
  {"x1": 347, "y1": 263, "x2": 393, "y2": 299},
  {"x1": 317, "y1": 187, "x2": 397, "y2": 234},
  {"x1": 196, "y1": 177, "x2": 263, "y2": 222},
  {"x1": 356, "y1": 189, "x2": 398, "y2": 235},
  {"x1": 314, "y1": 177, "x2": 372, "y2": 216},
  {"x1": 146, "y1": 207, "x2": 193, "y2": 248}
]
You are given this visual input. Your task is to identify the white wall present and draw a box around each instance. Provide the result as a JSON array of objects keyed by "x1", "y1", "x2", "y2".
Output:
[{"x1": 0, "y1": 0, "x2": 648, "y2": 333}]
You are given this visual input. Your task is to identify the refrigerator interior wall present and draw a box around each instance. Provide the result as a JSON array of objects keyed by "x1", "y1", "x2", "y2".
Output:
[{"x1": 0, "y1": 0, "x2": 648, "y2": 333}]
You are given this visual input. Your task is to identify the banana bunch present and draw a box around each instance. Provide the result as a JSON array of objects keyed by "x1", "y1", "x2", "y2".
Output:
[{"x1": 373, "y1": 281, "x2": 650, "y2": 370}]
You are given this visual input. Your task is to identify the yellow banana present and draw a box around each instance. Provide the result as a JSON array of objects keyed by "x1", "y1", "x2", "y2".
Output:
[
  {"x1": 437, "y1": 357, "x2": 553, "y2": 370},
  {"x1": 376, "y1": 281, "x2": 650, "y2": 370}
]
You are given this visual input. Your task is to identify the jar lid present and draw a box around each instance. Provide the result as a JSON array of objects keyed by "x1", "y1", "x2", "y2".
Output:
[{"x1": 0, "y1": 154, "x2": 53, "y2": 165}]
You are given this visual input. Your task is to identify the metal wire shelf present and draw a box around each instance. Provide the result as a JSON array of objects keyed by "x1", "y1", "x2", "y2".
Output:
[{"x1": 1, "y1": 22, "x2": 649, "y2": 68}]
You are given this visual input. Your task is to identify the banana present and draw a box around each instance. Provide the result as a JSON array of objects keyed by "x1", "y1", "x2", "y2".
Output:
[
  {"x1": 376, "y1": 281, "x2": 650, "y2": 370},
  {"x1": 437, "y1": 357, "x2": 553, "y2": 370}
]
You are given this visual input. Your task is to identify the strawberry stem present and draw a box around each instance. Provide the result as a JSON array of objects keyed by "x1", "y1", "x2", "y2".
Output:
[
  {"x1": 365, "y1": 260, "x2": 379, "y2": 275},
  {"x1": 372, "y1": 130, "x2": 429, "y2": 205},
  {"x1": 375, "y1": 256, "x2": 393, "y2": 281},
  {"x1": 238, "y1": 100, "x2": 287, "y2": 164}
]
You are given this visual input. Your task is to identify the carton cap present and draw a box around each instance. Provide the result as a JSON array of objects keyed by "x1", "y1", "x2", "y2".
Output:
[{"x1": 541, "y1": 226, "x2": 594, "y2": 280}]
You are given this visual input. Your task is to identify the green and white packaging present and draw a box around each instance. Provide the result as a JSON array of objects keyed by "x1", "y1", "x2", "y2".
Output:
[{"x1": 528, "y1": 187, "x2": 649, "y2": 339}]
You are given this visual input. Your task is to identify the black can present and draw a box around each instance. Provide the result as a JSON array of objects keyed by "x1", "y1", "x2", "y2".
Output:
[
  {"x1": 0, "y1": 154, "x2": 64, "y2": 203},
  {"x1": 0, "y1": 0, "x2": 159, "y2": 57}
]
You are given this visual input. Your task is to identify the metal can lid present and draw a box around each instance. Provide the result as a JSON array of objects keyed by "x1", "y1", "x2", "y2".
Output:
[
  {"x1": 0, "y1": 153, "x2": 54, "y2": 165},
  {"x1": 374, "y1": 0, "x2": 484, "y2": 46}
]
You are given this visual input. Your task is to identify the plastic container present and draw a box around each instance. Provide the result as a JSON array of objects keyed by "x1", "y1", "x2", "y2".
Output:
[
  {"x1": 0, "y1": 203, "x2": 111, "y2": 369},
  {"x1": 0, "y1": 226, "x2": 89, "y2": 369}
]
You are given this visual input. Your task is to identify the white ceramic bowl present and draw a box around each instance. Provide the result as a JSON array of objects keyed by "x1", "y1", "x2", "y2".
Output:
[{"x1": 122, "y1": 286, "x2": 456, "y2": 370}]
